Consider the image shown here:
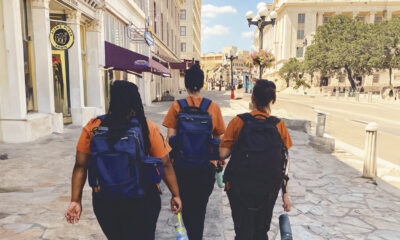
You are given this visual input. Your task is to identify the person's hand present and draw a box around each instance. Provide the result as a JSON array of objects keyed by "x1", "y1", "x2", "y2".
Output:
[
  {"x1": 282, "y1": 193, "x2": 291, "y2": 212},
  {"x1": 171, "y1": 196, "x2": 182, "y2": 214},
  {"x1": 218, "y1": 159, "x2": 226, "y2": 167},
  {"x1": 65, "y1": 201, "x2": 82, "y2": 224}
]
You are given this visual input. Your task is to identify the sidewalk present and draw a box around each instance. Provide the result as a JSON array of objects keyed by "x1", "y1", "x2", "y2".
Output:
[{"x1": 0, "y1": 91, "x2": 400, "y2": 239}]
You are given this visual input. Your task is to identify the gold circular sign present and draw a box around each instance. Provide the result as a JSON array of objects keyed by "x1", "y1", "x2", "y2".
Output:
[{"x1": 50, "y1": 25, "x2": 74, "y2": 50}]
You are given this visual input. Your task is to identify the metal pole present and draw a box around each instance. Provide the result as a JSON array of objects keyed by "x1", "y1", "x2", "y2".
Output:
[
  {"x1": 231, "y1": 58, "x2": 234, "y2": 89},
  {"x1": 259, "y1": 26, "x2": 264, "y2": 80},
  {"x1": 363, "y1": 122, "x2": 378, "y2": 179}
]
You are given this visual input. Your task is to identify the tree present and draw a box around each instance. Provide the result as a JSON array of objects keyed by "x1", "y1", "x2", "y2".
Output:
[
  {"x1": 279, "y1": 58, "x2": 304, "y2": 88},
  {"x1": 369, "y1": 18, "x2": 400, "y2": 90},
  {"x1": 304, "y1": 15, "x2": 374, "y2": 90}
]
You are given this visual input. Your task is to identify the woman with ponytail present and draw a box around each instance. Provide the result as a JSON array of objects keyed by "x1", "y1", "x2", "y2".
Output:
[
  {"x1": 220, "y1": 80, "x2": 293, "y2": 240},
  {"x1": 65, "y1": 80, "x2": 181, "y2": 240}
]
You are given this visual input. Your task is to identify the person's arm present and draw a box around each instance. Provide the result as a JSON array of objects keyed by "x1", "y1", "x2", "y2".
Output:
[
  {"x1": 167, "y1": 128, "x2": 177, "y2": 140},
  {"x1": 65, "y1": 151, "x2": 90, "y2": 224},
  {"x1": 161, "y1": 154, "x2": 182, "y2": 214},
  {"x1": 219, "y1": 147, "x2": 231, "y2": 161}
]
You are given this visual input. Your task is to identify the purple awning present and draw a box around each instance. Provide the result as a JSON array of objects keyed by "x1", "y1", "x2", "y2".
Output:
[{"x1": 105, "y1": 41, "x2": 170, "y2": 76}]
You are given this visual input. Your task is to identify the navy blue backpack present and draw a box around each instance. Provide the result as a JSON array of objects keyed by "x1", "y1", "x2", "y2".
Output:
[
  {"x1": 170, "y1": 98, "x2": 220, "y2": 169},
  {"x1": 88, "y1": 116, "x2": 163, "y2": 199}
]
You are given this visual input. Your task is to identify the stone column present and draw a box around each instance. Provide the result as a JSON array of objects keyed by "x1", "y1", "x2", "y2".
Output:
[
  {"x1": 31, "y1": 0, "x2": 54, "y2": 114},
  {"x1": 86, "y1": 11, "x2": 105, "y2": 114},
  {"x1": 67, "y1": 11, "x2": 85, "y2": 125},
  {"x1": 317, "y1": 12, "x2": 324, "y2": 26},
  {"x1": 0, "y1": 0, "x2": 27, "y2": 120},
  {"x1": 143, "y1": 72, "x2": 153, "y2": 106},
  {"x1": 370, "y1": 11, "x2": 376, "y2": 24}
]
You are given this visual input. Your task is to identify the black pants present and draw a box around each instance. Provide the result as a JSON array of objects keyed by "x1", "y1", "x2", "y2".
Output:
[
  {"x1": 174, "y1": 164, "x2": 216, "y2": 240},
  {"x1": 227, "y1": 188, "x2": 279, "y2": 240},
  {"x1": 92, "y1": 185, "x2": 161, "y2": 240}
]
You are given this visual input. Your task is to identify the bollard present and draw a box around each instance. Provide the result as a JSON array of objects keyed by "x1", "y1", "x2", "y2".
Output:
[
  {"x1": 316, "y1": 112, "x2": 327, "y2": 137},
  {"x1": 363, "y1": 122, "x2": 378, "y2": 179},
  {"x1": 355, "y1": 92, "x2": 360, "y2": 101},
  {"x1": 368, "y1": 92, "x2": 372, "y2": 103}
]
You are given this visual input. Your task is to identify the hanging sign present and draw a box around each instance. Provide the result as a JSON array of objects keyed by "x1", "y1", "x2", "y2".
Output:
[
  {"x1": 144, "y1": 30, "x2": 155, "y2": 46},
  {"x1": 50, "y1": 25, "x2": 74, "y2": 50}
]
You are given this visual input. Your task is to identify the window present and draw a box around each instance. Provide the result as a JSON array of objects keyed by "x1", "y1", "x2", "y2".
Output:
[
  {"x1": 356, "y1": 16, "x2": 366, "y2": 22},
  {"x1": 153, "y1": 2, "x2": 157, "y2": 34},
  {"x1": 339, "y1": 75, "x2": 345, "y2": 83},
  {"x1": 297, "y1": 13, "x2": 305, "y2": 40},
  {"x1": 180, "y1": 26, "x2": 186, "y2": 36},
  {"x1": 161, "y1": 14, "x2": 164, "y2": 40},
  {"x1": 375, "y1": 15, "x2": 383, "y2": 22},
  {"x1": 181, "y1": 42, "x2": 186, "y2": 52},
  {"x1": 373, "y1": 74, "x2": 380, "y2": 83},
  {"x1": 180, "y1": 9, "x2": 186, "y2": 19},
  {"x1": 298, "y1": 13, "x2": 305, "y2": 23},
  {"x1": 296, "y1": 47, "x2": 304, "y2": 58},
  {"x1": 323, "y1": 16, "x2": 330, "y2": 23},
  {"x1": 297, "y1": 30, "x2": 305, "y2": 39}
]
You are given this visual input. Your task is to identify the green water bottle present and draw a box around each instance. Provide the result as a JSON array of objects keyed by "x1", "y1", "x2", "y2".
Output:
[{"x1": 216, "y1": 163, "x2": 225, "y2": 188}]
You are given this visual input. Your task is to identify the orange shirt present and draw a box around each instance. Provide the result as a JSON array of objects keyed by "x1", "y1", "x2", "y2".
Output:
[
  {"x1": 162, "y1": 96, "x2": 226, "y2": 136},
  {"x1": 220, "y1": 110, "x2": 293, "y2": 149},
  {"x1": 77, "y1": 118, "x2": 171, "y2": 158}
]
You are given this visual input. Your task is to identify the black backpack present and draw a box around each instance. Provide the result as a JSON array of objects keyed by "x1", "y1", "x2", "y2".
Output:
[{"x1": 223, "y1": 113, "x2": 288, "y2": 195}]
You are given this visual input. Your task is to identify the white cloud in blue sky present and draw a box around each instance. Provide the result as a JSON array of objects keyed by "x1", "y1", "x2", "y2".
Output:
[{"x1": 201, "y1": 0, "x2": 273, "y2": 54}]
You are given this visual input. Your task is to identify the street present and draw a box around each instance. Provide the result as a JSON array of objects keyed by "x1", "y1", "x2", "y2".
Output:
[{"x1": 268, "y1": 94, "x2": 400, "y2": 166}]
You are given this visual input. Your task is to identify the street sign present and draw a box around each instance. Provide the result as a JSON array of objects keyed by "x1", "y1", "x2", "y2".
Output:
[{"x1": 144, "y1": 30, "x2": 155, "y2": 46}]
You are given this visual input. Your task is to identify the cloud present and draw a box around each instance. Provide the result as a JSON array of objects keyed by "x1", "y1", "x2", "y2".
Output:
[
  {"x1": 202, "y1": 25, "x2": 230, "y2": 38},
  {"x1": 241, "y1": 31, "x2": 254, "y2": 38},
  {"x1": 202, "y1": 4, "x2": 237, "y2": 18}
]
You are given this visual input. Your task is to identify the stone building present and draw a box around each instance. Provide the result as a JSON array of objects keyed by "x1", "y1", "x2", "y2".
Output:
[
  {"x1": 0, "y1": 0, "x2": 106, "y2": 142},
  {"x1": 201, "y1": 46, "x2": 251, "y2": 91},
  {"x1": 148, "y1": 0, "x2": 183, "y2": 101},
  {"x1": 179, "y1": 0, "x2": 202, "y2": 61},
  {"x1": 0, "y1": 0, "x2": 181, "y2": 143},
  {"x1": 253, "y1": 0, "x2": 400, "y2": 92}
]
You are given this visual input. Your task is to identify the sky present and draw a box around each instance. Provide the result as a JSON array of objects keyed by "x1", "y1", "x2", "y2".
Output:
[{"x1": 201, "y1": 0, "x2": 274, "y2": 54}]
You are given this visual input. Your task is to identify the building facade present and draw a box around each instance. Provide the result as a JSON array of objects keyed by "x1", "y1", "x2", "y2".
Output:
[
  {"x1": 0, "y1": 0, "x2": 106, "y2": 142},
  {"x1": 0, "y1": 0, "x2": 168, "y2": 143},
  {"x1": 254, "y1": 0, "x2": 400, "y2": 91},
  {"x1": 149, "y1": 0, "x2": 183, "y2": 101},
  {"x1": 179, "y1": 0, "x2": 202, "y2": 61},
  {"x1": 201, "y1": 46, "x2": 251, "y2": 91}
]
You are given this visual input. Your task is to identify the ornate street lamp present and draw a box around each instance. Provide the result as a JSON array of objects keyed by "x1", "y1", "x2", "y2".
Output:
[
  {"x1": 246, "y1": 3, "x2": 277, "y2": 79},
  {"x1": 225, "y1": 48, "x2": 239, "y2": 99}
]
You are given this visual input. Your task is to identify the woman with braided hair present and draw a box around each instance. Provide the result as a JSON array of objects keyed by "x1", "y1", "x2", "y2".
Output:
[{"x1": 65, "y1": 80, "x2": 182, "y2": 240}]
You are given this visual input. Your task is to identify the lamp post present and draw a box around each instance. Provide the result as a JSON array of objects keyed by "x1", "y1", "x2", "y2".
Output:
[
  {"x1": 225, "y1": 48, "x2": 239, "y2": 99},
  {"x1": 246, "y1": 3, "x2": 277, "y2": 79}
]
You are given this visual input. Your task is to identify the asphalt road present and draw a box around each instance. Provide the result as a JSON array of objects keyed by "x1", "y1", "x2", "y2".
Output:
[{"x1": 270, "y1": 94, "x2": 400, "y2": 165}]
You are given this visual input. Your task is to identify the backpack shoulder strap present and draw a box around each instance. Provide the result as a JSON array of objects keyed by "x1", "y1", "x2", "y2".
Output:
[
  {"x1": 199, "y1": 98, "x2": 212, "y2": 112},
  {"x1": 268, "y1": 116, "x2": 281, "y2": 126},
  {"x1": 177, "y1": 99, "x2": 189, "y2": 111},
  {"x1": 237, "y1": 113, "x2": 253, "y2": 122}
]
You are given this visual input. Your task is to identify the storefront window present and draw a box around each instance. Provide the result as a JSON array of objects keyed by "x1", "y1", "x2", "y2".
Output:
[{"x1": 20, "y1": 0, "x2": 37, "y2": 112}]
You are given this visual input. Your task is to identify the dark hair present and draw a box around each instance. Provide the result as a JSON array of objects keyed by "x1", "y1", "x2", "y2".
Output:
[
  {"x1": 252, "y1": 79, "x2": 276, "y2": 111},
  {"x1": 185, "y1": 64, "x2": 204, "y2": 92},
  {"x1": 102, "y1": 80, "x2": 150, "y2": 154}
]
